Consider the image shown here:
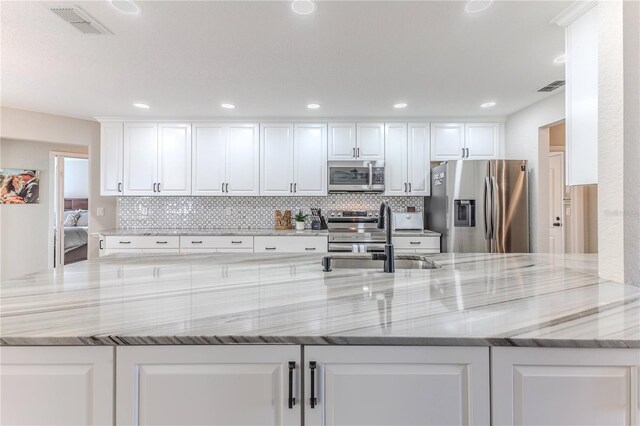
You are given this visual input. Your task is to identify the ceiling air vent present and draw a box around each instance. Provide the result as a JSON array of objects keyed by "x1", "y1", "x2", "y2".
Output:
[
  {"x1": 50, "y1": 7, "x2": 110, "y2": 35},
  {"x1": 537, "y1": 80, "x2": 565, "y2": 92}
]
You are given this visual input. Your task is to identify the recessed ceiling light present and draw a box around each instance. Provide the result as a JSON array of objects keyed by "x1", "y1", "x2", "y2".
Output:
[
  {"x1": 480, "y1": 101, "x2": 496, "y2": 108},
  {"x1": 221, "y1": 103, "x2": 236, "y2": 109},
  {"x1": 553, "y1": 54, "x2": 566, "y2": 64},
  {"x1": 307, "y1": 103, "x2": 320, "y2": 109},
  {"x1": 133, "y1": 103, "x2": 150, "y2": 109},
  {"x1": 109, "y1": 0, "x2": 141, "y2": 15},
  {"x1": 291, "y1": 0, "x2": 315, "y2": 15},
  {"x1": 465, "y1": 0, "x2": 493, "y2": 13},
  {"x1": 394, "y1": 103, "x2": 408, "y2": 109}
]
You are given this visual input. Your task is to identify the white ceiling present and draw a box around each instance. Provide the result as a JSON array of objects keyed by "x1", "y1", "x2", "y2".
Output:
[{"x1": 1, "y1": 0, "x2": 570, "y2": 120}]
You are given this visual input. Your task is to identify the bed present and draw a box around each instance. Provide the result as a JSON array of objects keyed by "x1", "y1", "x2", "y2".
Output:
[{"x1": 63, "y1": 199, "x2": 89, "y2": 264}]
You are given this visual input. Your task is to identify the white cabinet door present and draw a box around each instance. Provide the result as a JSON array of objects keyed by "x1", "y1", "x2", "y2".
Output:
[
  {"x1": 226, "y1": 124, "x2": 259, "y2": 195},
  {"x1": 492, "y1": 347, "x2": 640, "y2": 426},
  {"x1": 1, "y1": 346, "x2": 113, "y2": 426},
  {"x1": 192, "y1": 124, "x2": 226, "y2": 196},
  {"x1": 431, "y1": 123, "x2": 464, "y2": 161},
  {"x1": 407, "y1": 123, "x2": 431, "y2": 195},
  {"x1": 261, "y1": 123, "x2": 295, "y2": 196},
  {"x1": 328, "y1": 123, "x2": 356, "y2": 160},
  {"x1": 305, "y1": 346, "x2": 490, "y2": 426},
  {"x1": 465, "y1": 123, "x2": 499, "y2": 160},
  {"x1": 116, "y1": 345, "x2": 301, "y2": 426},
  {"x1": 158, "y1": 123, "x2": 191, "y2": 195},
  {"x1": 123, "y1": 122, "x2": 158, "y2": 195},
  {"x1": 254, "y1": 236, "x2": 328, "y2": 253},
  {"x1": 294, "y1": 123, "x2": 327, "y2": 196},
  {"x1": 384, "y1": 123, "x2": 408, "y2": 196},
  {"x1": 100, "y1": 122, "x2": 124, "y2": 196},
  {"x1": 357, "y1": 123, "x2": 385, "y2": 160}
]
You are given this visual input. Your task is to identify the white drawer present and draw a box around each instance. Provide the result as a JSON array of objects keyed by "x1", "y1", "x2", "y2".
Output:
[
  {"x1": 254, "y1": 236, "x2": 328, "y2": 253},
  {"x1": 105, "y1": 236, "x2": 180, "y2": 249},
  {"x1": 394, "y1": 236, "x2": 440, "y2": 250},
  {"x1": 179, "y1": 236, "x2": 254, "y2": 250}
]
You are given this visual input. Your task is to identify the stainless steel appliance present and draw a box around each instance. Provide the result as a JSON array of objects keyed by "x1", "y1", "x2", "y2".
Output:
[
  {"x1": 327, "y1": 210, "x2": 386, "y2": 252},
  {"x1": 328, "y1": 161, "x2": 385, "y2": 193},
  {"x1": 425, "y1": 160, "x2": 529, "y2": 253}
]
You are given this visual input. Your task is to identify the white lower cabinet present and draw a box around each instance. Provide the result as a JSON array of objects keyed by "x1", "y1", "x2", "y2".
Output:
[
  {"x1": 304, "y1": 345, "x2": 490, "y2": 426},
  {"x1": 492, "y1": 347, "x2": 640, "y2": 426},
  {"x1": 394, "y1": 236, "x2": 440, "y2": 252},
  {"x1": 0, "y1": 346, "x2": 114, "y2": 426},
  {"x1": 116, "y1": 345, "x2": 301, "y2": 426},
  {"x1": 254, "y1": 236, "x2": 328, "y2": 253}
]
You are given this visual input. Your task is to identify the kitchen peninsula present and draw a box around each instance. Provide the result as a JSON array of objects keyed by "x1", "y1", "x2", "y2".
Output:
[{"x1": 2, "y1": 252, "x2": 638, "y2": 425}]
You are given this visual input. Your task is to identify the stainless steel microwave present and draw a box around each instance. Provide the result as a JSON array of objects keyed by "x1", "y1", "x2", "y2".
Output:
[{"x1": 328, "y1": 161, "x2": 385, "y2": 193}]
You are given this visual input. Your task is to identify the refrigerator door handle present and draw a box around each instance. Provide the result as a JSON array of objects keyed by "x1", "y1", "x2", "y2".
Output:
[
  {"x1": 484, "y1": 177, "x2": 492, "y2": 240},
  {"x1": 491, "y1": 176, "x2": 499, "y2": 241}
]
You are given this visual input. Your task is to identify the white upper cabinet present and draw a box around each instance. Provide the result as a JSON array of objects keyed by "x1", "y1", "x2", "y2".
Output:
[
  {"x1": 565, "y1": 5, "x2": 598, "y2": 185},
  {"x1": 357, "y1": 123, "x2": 385, "y2": 160},
  {"x1": 158, "y1": 123, "x2": 191, "y2": 195},
  {"x1": 100, "y1": 122, "x2": 123, "y2": 196},
  {"x1": 192, "y1": 124, "x2": 226, "y2": 196},
  {"x1": 407, "y1": 123, "x2": 431, "y2": 195},
  {"x1": 123, "y1": 122, "x2": 158, "y2": 196},
  {"x1": 261, "y1": 124, "x2": 295, "y2": 196},
  {"x1": 294, "y1": 123, "x2": 327, "y2": 196},
  {"x1": 385, "y1": 123, "x2": 430, "y2": 196},
  {"x1": 384, "y1": 123, "x2": 408, "y2": 196},
  {"x1": 465, "y1": 123, "x2": 500, "y2": 159},
  {"x1": 328, "y1": 123, "x2": 356, "y2": 160},
  {"x1": 431, "y1": 123, "x2": 465, "y2": 161},
  {"x1": 226, "y1": 124, "x2": 259, "y2": 195},
  {"x1": 432, "y1": 122, "x2": 501, "y2": 161}
]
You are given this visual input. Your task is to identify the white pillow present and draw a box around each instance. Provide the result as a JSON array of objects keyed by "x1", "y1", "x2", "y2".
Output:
[{"x1": 63, "y1": 210, "x2": 82, "y2": 227}]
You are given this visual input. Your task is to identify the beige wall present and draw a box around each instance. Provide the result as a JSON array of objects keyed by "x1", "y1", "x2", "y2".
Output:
[
  {"x1": 0, "y1": 107, "x2": 117, "y2": 280},
  {"x1": 549, "y1": 122, "x2": 566, "y2": 147},
  {"x1": 505, "y1": 92, "x2": 565, "y2": 253}
]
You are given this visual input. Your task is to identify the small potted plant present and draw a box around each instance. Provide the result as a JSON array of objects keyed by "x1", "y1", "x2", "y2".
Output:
[{"x1": 294, "y1": 210, "x2": 308, "y2": 231}]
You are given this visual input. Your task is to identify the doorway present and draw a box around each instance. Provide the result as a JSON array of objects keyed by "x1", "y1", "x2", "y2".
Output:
[
  {"x1": 51, "y1": 153, "x2": 89, "y2": 267},
  {"x1": 548, "y1": 151, "x2": 565, "y2": 253}
]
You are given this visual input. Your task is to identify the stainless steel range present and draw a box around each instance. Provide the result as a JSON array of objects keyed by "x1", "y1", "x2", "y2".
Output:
[{"x1": 327, "y1": 210, "x2": 386, "y2": 252}]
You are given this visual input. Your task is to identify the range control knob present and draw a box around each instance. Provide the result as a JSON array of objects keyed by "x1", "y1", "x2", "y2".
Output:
[
  {"x1": 368, "y1": 212, "x2": 373, "y2": 217},
  {"x1": 330, "y1": 212, "x2": 335, "y2": 217}
]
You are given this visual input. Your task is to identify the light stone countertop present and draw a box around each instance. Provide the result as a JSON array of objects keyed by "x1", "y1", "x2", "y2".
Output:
[
  {"x1": 98, "y1": 228, "x2": 440, "y2": 237},
  {"x1": 1, "y1": 253, "x2": 638, "y2": 348}
]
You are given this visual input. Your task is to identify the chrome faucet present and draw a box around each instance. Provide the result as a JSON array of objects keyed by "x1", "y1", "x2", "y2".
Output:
[{"x1": 371, "y1": 201, "x2": 395, "y2": 272}]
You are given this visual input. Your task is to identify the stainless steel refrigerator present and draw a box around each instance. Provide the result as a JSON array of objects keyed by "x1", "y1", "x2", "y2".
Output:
[{"x1": 424, "y1": 160, "x2": 529, "y2": 253}]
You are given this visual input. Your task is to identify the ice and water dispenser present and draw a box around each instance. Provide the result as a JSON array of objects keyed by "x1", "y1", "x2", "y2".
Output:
[{"x1": 454, "y1": 200, "x2": 475, "y2": 227}]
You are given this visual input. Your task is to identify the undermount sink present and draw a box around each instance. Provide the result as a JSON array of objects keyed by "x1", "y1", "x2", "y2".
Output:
[{"x1": 325, "y1": 255, "x2": 440, "y2": 271}]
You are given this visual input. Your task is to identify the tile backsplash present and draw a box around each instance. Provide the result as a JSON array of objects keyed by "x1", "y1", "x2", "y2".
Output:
[{"x1": 117, "y1": 194, "x2": 423, "y2": 229}]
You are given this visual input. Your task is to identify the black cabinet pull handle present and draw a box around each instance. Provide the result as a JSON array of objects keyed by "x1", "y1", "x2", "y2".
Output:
[
  {"x1": 288, "y1": 361, "x2": 296, "y2": 409},
  {"x1": 118, "y1": 182, "x2": 122, "y2": 193},
  {"x1": 408, "y1": 182, "x2": 412, "y2": 192},
  {"x1": 231, "y1": 241, "x2": 242, "y2": 244},
  {"x1": 265, "y1": 247, "x2": 277, "y2": 250},
  {"x1": 156, "y1": 241, "x2": 168, "y2": 244},
  {"x1": 99, "y1": 240, "x2": 104, "y2": 250},
  {"x1": 309, "y1": 361, "x2": 317, "y2": 408},
  {"x1": 305, "y1": 247, "x2": 316, "y2": 251},
  {"x1": 409, "y1": 241, "x2": 421, "y2": 245},
  {"x1": 191, "y1": 241, "x2": 203, "y2": 244},
  {"x1": 119, "y1": 241, "x2": 131, "y2": 244},
  {"x1": 157, "y1": 183, "x2": 161, "y2": 192}
]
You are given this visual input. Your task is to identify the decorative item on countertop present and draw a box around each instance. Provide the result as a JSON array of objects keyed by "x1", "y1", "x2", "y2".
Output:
[
  {"x1": 275, "y1": 209, "x2": 292, "y2": 230},
  {"x1": 294, "y1": 210, "x2": 308, "y2": 231}
]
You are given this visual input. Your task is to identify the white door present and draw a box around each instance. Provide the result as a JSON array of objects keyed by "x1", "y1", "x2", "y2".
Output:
[
  {"x1": 294, "y1": 123, "x2": 327, "y2": 196},
  {"x1": 226, "y1": 123, "x2": 259, "y2": 195},
  {"x1": 304, "y1": 346, "x2": 490, "y2": 426},
  {"x1": 492, "y1": 347, "x2": 640, "y2": 426},
  {"x1": 328, "y1": 123, "x2": 356, "y2": 160},
  {"x1": 123, "y1": 122, "x2": 158, "y2": 195},
  {"x1": 356, "y1": 123, "x2": 385, "y2": 160},
  {"x1": 100, "y1": 122, "x2": 124, "y2": 196},
  {"x1": 261, "y1": 123, "x2": 295, "y2": 196},
  {"x1": 548, "y1": 152, "x2": 565, "y2": 253},
  {"x1": 116, "y1": 345, "x2": 301, "y2": 426},
  {"x1": 1, "y1": 346, "x2": 114, "y2": 426},
  {"x1": 431, "y1": 123, "x2": 464, "y2": 161},
  {"x1": 157, "y1": 123, "x2": 191, "y2": 195},
  {"x1": 465, "y1": 123, "x2": 500, "y2": 159},
  {"x1": 192, "y1": 124, "x2": 226, "y2": 196},
  {"x1": 407, "y1": 123, "x2": 431, "y2": 195},
  {"x1": 384, "y1": 123, "x2": 408, "y2": 196}
]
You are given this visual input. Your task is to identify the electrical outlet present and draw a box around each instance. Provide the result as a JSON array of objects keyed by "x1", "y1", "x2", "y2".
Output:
[{"x1": 96, "y1": 207, "x2": 104, "y2": 217}]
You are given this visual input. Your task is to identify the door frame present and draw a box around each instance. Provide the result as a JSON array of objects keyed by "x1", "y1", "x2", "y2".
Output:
[
  {"x1": 48, "y1": 151, "x2": 89, "y2": 269},
  {"x1": 548, "y1": 150, "x2": 565, "y2": 254}
]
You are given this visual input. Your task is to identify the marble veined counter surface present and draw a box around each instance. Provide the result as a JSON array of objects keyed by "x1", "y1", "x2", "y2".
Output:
[
  {"x1": 1, "y1": 253, "x2": 638, "y2": 348},
  {"x1": 99, "y1": 228, "x2": 330, "y2": 236}
]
